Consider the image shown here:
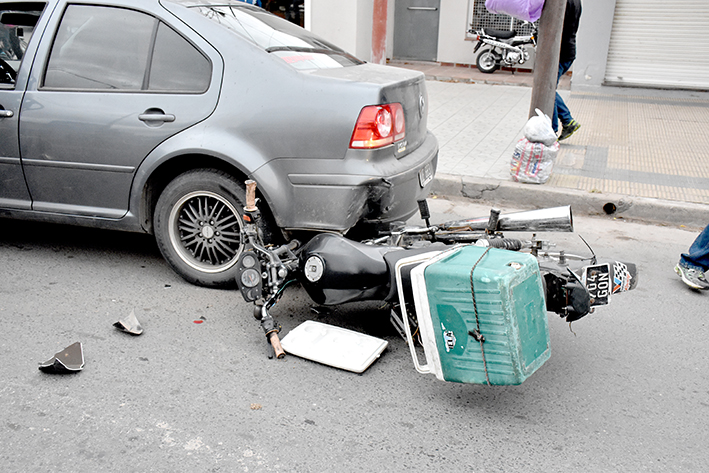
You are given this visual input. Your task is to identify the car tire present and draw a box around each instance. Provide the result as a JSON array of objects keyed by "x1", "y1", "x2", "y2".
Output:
[{"x1": 154, "y1": 169, "x2": 276, "y2": 287}]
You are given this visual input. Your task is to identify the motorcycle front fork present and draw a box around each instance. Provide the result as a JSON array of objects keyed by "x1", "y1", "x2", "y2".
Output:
[{"x1": 243, "y1": 179, "x2": 286, "y2": 360}]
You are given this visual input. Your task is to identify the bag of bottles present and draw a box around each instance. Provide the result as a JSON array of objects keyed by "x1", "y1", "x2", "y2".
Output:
[{"x1": 510, "y1": 137, "x2": 558, "y2": 184}]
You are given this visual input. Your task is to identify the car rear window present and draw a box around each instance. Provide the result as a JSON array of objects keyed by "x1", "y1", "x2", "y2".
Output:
[
  {"x1": 43, "y1": 4, "x2": 210, "y2": 92},
  {"x1": 193, "y1": 5, "x2": 363, "y2": 70}
]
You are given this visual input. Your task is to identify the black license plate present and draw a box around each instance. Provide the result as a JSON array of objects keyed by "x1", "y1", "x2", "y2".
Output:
[{"x1": 582, "y1": 263, "x2": 611, "y2": 306}]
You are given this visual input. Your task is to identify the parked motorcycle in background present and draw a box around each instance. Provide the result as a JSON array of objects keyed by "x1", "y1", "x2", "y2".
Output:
[{"x1": 469, "y1": 24, "x2": 537, "y2": 73}]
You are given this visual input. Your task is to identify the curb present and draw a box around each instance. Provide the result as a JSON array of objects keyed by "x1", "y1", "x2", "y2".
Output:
[
  {"x1": 423, "y1": 74, "x2": 531, "y2": 88},
  {"x1": 432, "y1": 173, "x2": 709, "y2": 229}
]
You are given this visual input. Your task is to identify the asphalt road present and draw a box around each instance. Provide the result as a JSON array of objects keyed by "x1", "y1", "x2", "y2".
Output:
[{"x1": 1, "y1": 198, "x2": 707, "y2": 473}]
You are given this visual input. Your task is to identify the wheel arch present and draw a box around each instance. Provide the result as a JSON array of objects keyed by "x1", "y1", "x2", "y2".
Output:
[{"x1": 135, "y1": 153, "x2": 250, "y2": 235}]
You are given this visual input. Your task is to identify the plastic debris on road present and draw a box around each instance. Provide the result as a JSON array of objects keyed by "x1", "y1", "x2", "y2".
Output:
[
  {"x1": 280, "y1": 321, "x2": 388, "y2": 373},
  {"x1": 38, "y1": 342, "x2": 85, "y2": 373},
  {"x1": 113, "y1": 309, "x2": 144, "y2": 335}
]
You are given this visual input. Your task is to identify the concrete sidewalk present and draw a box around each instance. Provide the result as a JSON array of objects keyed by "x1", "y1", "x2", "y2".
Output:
[{"x1": 391, "y1": 61, "x2": 709, "y2": 228}]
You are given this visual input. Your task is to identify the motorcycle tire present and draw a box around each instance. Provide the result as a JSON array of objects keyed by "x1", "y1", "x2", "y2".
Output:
[{"x1": 476, "y1": 49, "x2": 499, "y2": 74}]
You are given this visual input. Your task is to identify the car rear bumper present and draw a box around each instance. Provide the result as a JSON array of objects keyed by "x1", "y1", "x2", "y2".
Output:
[{"x1": 253, "y1": 131, "x2": 439, "y2": 232}]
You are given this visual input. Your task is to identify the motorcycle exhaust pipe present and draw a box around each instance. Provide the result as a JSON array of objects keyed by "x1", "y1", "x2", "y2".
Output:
[{"x1": 441, "y1": 205, "x2": 573, "y2": 233}]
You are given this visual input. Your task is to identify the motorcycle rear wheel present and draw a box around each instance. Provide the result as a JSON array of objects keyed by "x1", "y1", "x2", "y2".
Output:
[{"x1": 476, "y1": 49, "x2": 499, "y2": 74}]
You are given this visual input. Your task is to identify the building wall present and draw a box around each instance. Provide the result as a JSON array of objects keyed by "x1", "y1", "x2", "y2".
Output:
[
  {"x1": 385, "y1": 0, "x2": 395, "y2": 59},
  {"x1": 572, "y1": 0, "x2": 616, "y2": 90},
  {"x1": 306, "y1": 0, "x2": 616, "y2": 90},
  {"x1": 355, "y1": 0, "x2": 375, "y2": 60},
  {"x1": 309, "y1": 0, "x2": 374, "y2": 61},
  {"x1": 308, "y1": 0, "x2": 357, "y2": 54},
  {"x1": 436, "y1": 0, "x2": 476, "y2": 64}
]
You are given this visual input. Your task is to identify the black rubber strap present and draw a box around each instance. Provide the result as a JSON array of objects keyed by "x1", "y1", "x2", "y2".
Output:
[{"x1": 469, "y1": 247, "x2": 492, "y2": 385}]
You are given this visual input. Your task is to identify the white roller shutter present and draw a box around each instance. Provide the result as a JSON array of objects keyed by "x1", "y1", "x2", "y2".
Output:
[{"x1": 604, "y1": 0, "x2": 709, "y2": 90}]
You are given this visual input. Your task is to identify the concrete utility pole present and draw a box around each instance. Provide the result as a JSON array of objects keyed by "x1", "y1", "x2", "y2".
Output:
[{"x1": 529, "y1": 0, "x2": 566, "y2": 119}]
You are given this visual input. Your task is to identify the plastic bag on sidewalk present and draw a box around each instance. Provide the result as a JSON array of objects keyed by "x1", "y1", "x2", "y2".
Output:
[
  {"x1": 485, "y1": 0, "x2": 545, "y2": 23},
  {"x1": 510, "y1": 137, "x2": 559, "y2": 184},
  {"x1": 524, "y1": 108, "x2": 557, "y2": 146}
]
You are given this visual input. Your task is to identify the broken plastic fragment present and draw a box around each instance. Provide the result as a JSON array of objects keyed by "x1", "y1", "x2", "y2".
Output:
[
  {"x1": 280, "y1": 321, "x2": 388, "y2": 373},
  {"x1": 113, "y1": 309, "x2": 144, "y2": 335},
  {"x1": 38, "y1": 342, "x2": 84, "y2": 373}
]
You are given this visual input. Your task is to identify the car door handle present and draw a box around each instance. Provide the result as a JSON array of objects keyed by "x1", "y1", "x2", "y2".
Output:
[
  {"x1": 0, "y1": 109, "x2": 13, "y2": 118},
  {"x1": 138, "y1": 111, "x2": 175, "y2": 123}
]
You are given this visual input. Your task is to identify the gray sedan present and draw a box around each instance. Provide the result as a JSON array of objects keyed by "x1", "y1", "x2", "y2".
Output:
[{"x1": 0, "y1": 0, "x2": 438, "y2": 286}]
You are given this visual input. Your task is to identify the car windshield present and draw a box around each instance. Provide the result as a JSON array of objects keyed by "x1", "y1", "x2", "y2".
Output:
[{"x1": 192, "y1": 4, "x2": 364, "y2": 70}]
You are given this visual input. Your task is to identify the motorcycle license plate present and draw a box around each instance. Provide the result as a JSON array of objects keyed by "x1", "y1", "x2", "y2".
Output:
[
  {"x1": 418, "y1": 162, "x2": 433, "y2": 187},
  {"x1": 582, "y1": 263, "x2": 611, "y2": 306}
]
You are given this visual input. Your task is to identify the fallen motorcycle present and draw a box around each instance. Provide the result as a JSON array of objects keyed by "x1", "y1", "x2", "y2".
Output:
[
  {"x1": 469, "y1": 24, "x2": 537, "y2": 73},
  {"x1": 235, "y1": 180, "x2": 637, "y2": 385}
]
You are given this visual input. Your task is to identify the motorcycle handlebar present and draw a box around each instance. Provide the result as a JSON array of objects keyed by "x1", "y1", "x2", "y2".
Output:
[
  {"x1": 268, "y1": 332, "x2": 286, "y2": 359},
  {"x1": 260, "y1": 305, "x2": 285, "y2": 359}
]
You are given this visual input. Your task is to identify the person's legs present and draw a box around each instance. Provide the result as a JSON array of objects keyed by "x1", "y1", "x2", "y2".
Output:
[
  {"x1": 554, "y1": 92, "x2": 572, "y2": 133},
  {"x1": 676, "y1": 225, "x2": 709, "y2": 290},
  {"x1": 552, "y1": 60, "x2": 573, "y2": 133},
  {"x1": 680, "y1": 225, "x2": 709, "y2": 271}
]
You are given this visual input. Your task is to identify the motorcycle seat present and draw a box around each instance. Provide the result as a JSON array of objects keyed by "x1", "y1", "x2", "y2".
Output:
[
  {"x1": 484, "y1": 28, "x2": 516, "y2": 40},
  {"x1": 382, "y1": 243, "x2": 448, "y2": 303}
]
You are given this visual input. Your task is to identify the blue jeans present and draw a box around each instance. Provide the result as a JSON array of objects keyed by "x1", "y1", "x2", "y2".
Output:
[
  {"x1": 553, "y1": 60, "x2": 574, "y2": 133},
  {"x1": 680, "y1": 225, "x2": 709, "y2": 271}
]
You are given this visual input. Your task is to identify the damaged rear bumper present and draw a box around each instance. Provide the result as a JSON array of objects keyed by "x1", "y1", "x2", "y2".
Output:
[{"x1": 253, "y1": 132, "x2": 439, "y2": 232}]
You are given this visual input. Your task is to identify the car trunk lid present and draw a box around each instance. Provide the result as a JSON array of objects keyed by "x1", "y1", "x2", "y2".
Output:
[{"x1": 310, "y1": 63, "x2": 429, "y2": 159}]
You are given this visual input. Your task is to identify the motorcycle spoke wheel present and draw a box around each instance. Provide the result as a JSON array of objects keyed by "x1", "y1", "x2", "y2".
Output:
[{"x1": 476, "y1": 49, "x2": 499, "y2": 74}]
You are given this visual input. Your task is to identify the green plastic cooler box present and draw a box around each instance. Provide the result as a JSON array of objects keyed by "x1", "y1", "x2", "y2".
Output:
[{"x1": 396, "y1": 245, "x2": 550, "y2": 385}]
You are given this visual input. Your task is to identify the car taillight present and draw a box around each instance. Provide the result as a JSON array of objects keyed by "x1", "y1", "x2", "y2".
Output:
[{"x1": 350, "y1": 103, "x2": 405, "y2": 149}]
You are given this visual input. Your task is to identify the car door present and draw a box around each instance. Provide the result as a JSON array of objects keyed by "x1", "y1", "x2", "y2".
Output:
[
  {"x1": 393, "y1": 0, "x2": 441, "y2": 62},
  {"x1": 0, "y1": 3, "x2": 45, "y2": 210},
  {"x1": 19, "y1": 2, "x2": 220, "y2": 218},
  {"x1": 0, "y1": 66, "x2": 30, "y2": 210}
]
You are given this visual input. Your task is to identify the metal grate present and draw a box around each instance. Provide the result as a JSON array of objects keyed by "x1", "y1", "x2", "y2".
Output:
[{"x1": 468, "y1": 0, "x2": 536, "y2": 34}]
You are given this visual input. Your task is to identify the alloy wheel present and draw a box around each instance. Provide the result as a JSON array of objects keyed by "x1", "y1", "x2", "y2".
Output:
[{"x1": 167, "y1": 190, "x2": 244, "y2": 273}]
